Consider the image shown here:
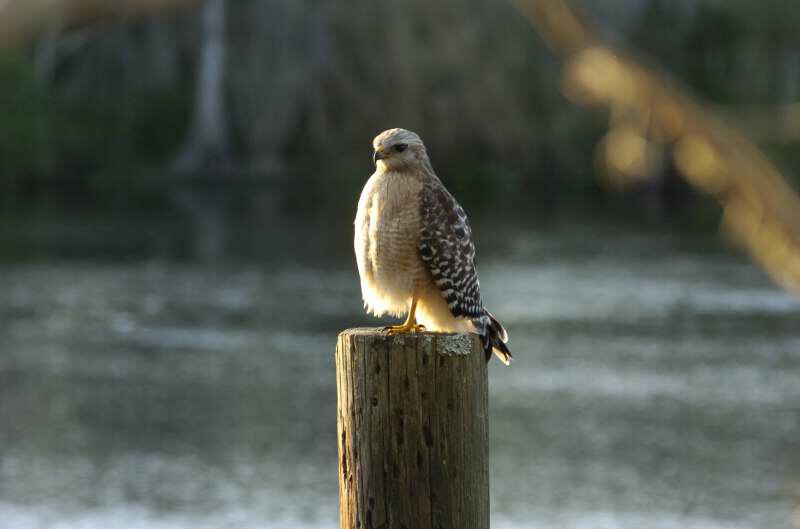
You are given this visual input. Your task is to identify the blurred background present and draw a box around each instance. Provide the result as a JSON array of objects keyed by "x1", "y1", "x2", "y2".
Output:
[{"x1": 1, "y1": 0, "x2": 799, "y2": 527}]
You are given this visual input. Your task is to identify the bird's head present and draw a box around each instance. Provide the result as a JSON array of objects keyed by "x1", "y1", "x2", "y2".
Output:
[{"x1": 372, "y1": 128, "x2": 428, "y2": 173}]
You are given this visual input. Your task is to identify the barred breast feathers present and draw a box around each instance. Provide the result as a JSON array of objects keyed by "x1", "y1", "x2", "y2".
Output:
[{"x1": 354, "y1": 169, "x2": 424, "y2": 318}]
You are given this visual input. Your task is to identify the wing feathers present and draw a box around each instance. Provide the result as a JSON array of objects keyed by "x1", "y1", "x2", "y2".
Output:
[
  {"x1": 418, "y1": 176, "x2": 513, "y2": 366},
  {"x1": 419, "y1": 179, "x2": 484, "y2": 319}
]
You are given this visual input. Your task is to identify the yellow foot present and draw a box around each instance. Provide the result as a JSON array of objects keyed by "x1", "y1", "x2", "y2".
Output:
[{"x1": 384, "y1": 323, "x2": 426, "y2": 336}]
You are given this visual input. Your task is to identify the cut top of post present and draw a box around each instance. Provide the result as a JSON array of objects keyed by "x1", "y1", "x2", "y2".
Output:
[{"x1": 338, "y1": 327, "x2": 477, "y2": 356}]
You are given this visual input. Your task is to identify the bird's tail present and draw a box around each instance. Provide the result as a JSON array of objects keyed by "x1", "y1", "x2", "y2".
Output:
[{"x1": 479, "y1": 311, "x2": 512, "y2": 366}]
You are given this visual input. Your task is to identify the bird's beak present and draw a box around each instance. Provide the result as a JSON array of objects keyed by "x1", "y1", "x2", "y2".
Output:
[{"x1": 373, "y1": 149, "x2": 387, "y2": 164}]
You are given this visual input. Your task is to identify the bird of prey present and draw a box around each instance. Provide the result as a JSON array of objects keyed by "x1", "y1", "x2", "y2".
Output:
[{"x1": 354, "y1": 128, "x2": 512, "y2": 365}]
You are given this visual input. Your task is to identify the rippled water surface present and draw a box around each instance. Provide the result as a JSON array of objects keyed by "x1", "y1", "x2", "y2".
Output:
[{"x1": 1, "y1": 225, "x2": 799, "y2": 528}]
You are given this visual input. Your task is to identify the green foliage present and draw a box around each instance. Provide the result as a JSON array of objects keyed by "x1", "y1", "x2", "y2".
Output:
[
  {"x1": 3, "y1": 1, "x2": 800, "y2": 226},
  {"x1": 58, "y1": 86, "x2": 190, "y2": 211},
  {"x1": 763, "y1": 143, "x2": 800, "y2": 189},
  {"x1": 0, "y1": 52, "x2": 56, "y2": 205},
  {"x1": 0, "y1": 44, "x2": 193, "y2": 212}
]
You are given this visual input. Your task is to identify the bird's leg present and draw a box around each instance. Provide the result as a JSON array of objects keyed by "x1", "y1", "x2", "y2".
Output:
[{"x1": 385, "y1": 295, "x2": 426, "y2": 335}]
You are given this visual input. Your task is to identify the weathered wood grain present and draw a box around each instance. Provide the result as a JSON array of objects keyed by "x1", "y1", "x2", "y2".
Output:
[{"x1": 336, "y1": 328, "x2": 489, "y2": 529}]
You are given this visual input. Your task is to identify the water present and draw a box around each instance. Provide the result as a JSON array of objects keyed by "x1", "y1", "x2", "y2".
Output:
[{"x1": 0, "y1": 224, "x2": 799, "y2": 529}]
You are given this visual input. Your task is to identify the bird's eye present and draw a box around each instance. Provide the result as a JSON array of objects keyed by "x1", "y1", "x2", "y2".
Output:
[{"x1": 394, "y1": 144, "x2": 408, "y2": 153}]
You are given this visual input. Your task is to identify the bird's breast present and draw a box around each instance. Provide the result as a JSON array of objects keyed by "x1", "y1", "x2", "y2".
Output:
[{"x1": 354, "y1": 171, "x2": 426, "y2": 316}]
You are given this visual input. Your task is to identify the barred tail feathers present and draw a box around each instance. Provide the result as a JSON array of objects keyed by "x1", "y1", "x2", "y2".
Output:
[{"x1": 478, "y1": 311, "x2": 512, "y2": 366}]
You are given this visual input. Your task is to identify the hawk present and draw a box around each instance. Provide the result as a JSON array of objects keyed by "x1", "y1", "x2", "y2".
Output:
[{"x1": 354, "y1": 128, "x2": 512, "y2": 365}]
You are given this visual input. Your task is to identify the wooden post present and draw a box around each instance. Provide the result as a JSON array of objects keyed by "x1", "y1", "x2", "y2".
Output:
[{"x1": 335, "y1": 328, "x2": 489, "y2": 529}]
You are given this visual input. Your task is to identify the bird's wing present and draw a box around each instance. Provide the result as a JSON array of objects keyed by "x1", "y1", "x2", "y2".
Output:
[{"x1": 418, "y1": 179, "x2": 484, "y2": 319}]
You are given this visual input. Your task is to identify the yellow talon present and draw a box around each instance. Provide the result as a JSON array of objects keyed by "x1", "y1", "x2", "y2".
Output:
[
  {"x1": 385, "y1": 322, "x2": 426, "y2": 336},
  {"x1": 384, "y1": 295, "x2": 424, "y2": 335}
]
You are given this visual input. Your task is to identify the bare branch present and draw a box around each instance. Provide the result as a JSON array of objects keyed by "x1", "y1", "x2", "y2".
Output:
[{"x1": 516, "y1": 0, "x2": 800, "y2": 296}]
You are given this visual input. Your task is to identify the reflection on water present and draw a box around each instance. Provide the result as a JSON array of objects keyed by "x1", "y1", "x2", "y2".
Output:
[{"x1": 0, "y1": 226, "x2": 799, "y2": 529}]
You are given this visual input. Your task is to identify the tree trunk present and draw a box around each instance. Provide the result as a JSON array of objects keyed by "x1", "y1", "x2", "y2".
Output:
[{"x1": 173, "y1": 0, "x2": 229, "y2": 170}]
